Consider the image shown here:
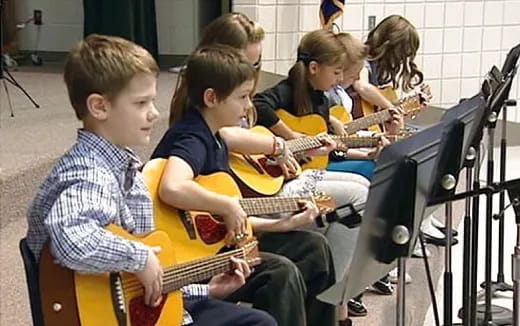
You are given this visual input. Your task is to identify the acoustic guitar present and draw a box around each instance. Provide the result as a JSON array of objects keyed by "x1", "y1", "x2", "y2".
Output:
[
  {"x1": 141, "y1": 158, "x2": 336, "y2": 263},
  {"x1": 39, "y1": 224, "x2": 261, "y2": 326},
  {"x1": 229, "y1": 126, "x2": 404, "y2": 195},
  {"x1": 331, "y1": 84, "x2": 432, "y2": 133},
  {"x1": 275, "y1": 85, "x2": 429, "y2": 137}
]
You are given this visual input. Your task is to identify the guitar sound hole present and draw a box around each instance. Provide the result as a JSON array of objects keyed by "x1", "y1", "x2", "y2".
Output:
[
  {"x1": 129, "y1": 295, "x2": 167, "y2": 326},
  {"x1": 258, "y1": 157, "x2": 283, "y2": 177},
  {"x1": 195, "y1": 214, "x2": 227, "y2": 245}
]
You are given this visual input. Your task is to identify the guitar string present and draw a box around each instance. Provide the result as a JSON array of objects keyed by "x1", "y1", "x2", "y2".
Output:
[
  {"x1": 121, "y1": 250, "x2": 245, "y2": 293},
  {"x1": 121, "y1": 247, "x2": 255, "y2": 293}
]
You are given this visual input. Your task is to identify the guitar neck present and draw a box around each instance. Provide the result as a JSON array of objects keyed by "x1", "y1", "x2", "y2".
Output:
[
  {"x1": 239, "y1": 196, "x2": 311, "y2": 216},
  {"x1": 344, "y1": 109, "x2": 391, "y2": 134},
  {"x1": 286, "y1": 135, "x2": 380, "y2": 153},
  {"x1": 332, "y1": 135, "x2": 380, "y2": 148},
  {"x1": 162, "y1": 247, "x2": 256, "y2": 293}
]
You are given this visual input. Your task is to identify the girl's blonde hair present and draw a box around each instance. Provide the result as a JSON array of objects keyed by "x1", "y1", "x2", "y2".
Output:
[
  {"x1": 289, "y1": 29, "x2": 346, "y2": 115},
  {"x1": 336, "y1": 32, "x2": 368, "y2": 67},
  {"x1": 169, "y1": 12, "x2": 265, "y2": 126},
  {"x1": 365, "y1": 15, "x2": 423, "y2": 91}
]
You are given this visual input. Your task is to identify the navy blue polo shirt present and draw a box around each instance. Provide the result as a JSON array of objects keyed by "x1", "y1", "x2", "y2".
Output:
[{"x1": 151, "y1": 107, "x2": 229, "y2": 176}]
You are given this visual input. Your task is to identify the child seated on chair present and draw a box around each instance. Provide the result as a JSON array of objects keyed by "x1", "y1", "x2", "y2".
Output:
[
  {"x1": 152, "y1": 44, "x2": 338, "y2": 326},
  {"x1": 25, "y1": 34, "x2": 276, "y2": 326}
]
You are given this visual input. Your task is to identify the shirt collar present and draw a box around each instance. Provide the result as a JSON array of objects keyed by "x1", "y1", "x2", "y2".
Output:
[{"x1": 77, "y1": 129, "x2": 142, "y2": 173}]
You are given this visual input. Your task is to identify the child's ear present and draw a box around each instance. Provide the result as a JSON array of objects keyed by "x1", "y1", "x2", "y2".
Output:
[
  {"x1": 86, "y1": 93, "x2": 109, "y2": 120},
  {"x1": 308, "y1": 61, "x2": 319, "y2": 75},
  {"x1": 203, "y1": 88, "x2": 218, "y2": 108}
]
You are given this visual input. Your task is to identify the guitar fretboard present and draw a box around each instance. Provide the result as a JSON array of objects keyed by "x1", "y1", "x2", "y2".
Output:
[
  {"x1": 162, "y1": 245, "x2": 259, "y2": 293},
  {"x1": 343, "y1": 91, "x2": 424, "y2": 135},
  {"x1": 239, "y1": 196, "x2": 311, "y2": 216},
  {"x1": 286, "y1": 135, "x2": 381, "y2": 153},
  {"x1": 344, "y1": 110, "x2": 391, "y2": 134}
]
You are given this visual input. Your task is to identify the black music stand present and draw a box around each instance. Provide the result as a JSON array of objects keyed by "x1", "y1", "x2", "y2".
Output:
[
  {"x1": 1, "y1": 6, "x2": 40, "y2": 117},
  {"x1": 318, "y1": 120, "x2": 455, "y2": 326}
]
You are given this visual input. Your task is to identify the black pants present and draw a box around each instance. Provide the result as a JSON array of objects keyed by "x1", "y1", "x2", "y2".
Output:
[
  {"x1": 259, "y1": 231, "x2": 337, "y2": 326},
  {"x1": 186, "y1": 299, "x2": 277, "y2": 326},
  {"x1": 226, "y1": 251, "x2": 307, "y2": 326},
  {"x1": 227, "y1": 231, "x2": 336, "y2": 326}
]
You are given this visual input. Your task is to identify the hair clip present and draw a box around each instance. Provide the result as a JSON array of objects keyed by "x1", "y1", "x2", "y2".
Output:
[{"x1": 297, "y1": 51, "x2": 314, "y2": 66}]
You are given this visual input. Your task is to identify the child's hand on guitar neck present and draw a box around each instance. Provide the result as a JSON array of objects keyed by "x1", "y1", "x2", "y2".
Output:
[
  {"x1": 209, "y1": 256, "x2": 252, "y2": 299},
  {"x1": 330, "y1": 115, "x2": 348, "y2": 137},
  {"x1": 366, "y1": 135, "x2": 391, "y2": 160},
  {"x1": 281, "y1": 200, "x2": 320, "y2": 230},
  {"x1": 384, "y1": 106, "x2": 404, "y2": 135},
  {"x1": 272, "y1": 137, "x2": 300, "y2": 178},
  {"x1": 219, "y1": 196, "x2": 248, "y2": 242},
  {"x1": 306, "y1": 133, "x2": 338, "y2": 157},
  {"x1": 135, "y1": 246, "x2": 164, "y2": 307}
]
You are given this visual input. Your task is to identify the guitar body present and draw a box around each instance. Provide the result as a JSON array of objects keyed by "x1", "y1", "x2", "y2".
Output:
[
  {"x1": 39, "y1": 225, "x2": 183, "y2": 326},
  {"x1": 275, "y1": 108, "x2": 328, "y2": 135},
  {"x1": 142, "y1": 159, "x2": 254, "y2": 262},
  {"x1": 275, "y1": 109, "x2": 329, "y2": 170},
  {"x1": 329, "y1": 105, "x2": 352, "y2": 125},
  {"x1": 229, "y1": 126, "x2": 285, "y2": 197}
]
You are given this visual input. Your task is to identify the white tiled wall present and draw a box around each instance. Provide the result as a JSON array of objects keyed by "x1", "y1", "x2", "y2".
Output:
[
  {"x1": 235, "y1": 0, "x2": 520, "y2": 122},
  {"x1": 12, "y1": 0, "x2": 520, "y2": 122}
]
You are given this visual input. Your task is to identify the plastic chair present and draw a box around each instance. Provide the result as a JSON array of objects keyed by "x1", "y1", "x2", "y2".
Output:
[{"x1": 19, "y1": 238, "x2": 45, "y2": 326}]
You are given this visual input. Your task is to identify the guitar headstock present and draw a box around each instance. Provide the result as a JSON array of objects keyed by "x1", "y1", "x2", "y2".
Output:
[
  {"x1": 240, "y1": 238, "x2": 262, "y2": 267},
  {"x1": 399, "y1": 83, "x2": 432, "y2": 118},
  {"x1": 386, "y1": 129, "x2": 417, "y2": 142},
  {"x1": 417, "y1": 83, "x2": 433, "y2": 104},
  {"x1": 312, "y1": 193, "x2": 336, "y2": 215}
]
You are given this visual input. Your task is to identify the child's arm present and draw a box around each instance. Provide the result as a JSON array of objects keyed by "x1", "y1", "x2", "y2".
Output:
[
  {"x1": 159, "y1": 157, "x2": 320, "y2": 233},
  {"x1": 249, "y1": 201, "x2": 319, "y2": 232},
  {"x1": 159, "y1": 156, "x2": 247, "y2": 237},
  {"x1": 220, "y1": 127, "x2": 299, "y2": 177},
  {"x1": 220, "y1": 126, "x2": 283, "y2": 154},
  {"x1": 45, "y1": 179, "x2": 152, "y2": 274},
  {"x1": 329, "y1": 115, "x2": 348, "y2": 137}
]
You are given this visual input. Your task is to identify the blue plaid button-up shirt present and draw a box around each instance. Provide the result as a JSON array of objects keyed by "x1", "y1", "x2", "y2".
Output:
[{"x1": 26, "y1": 129, "x2": 207, "y2": 325}]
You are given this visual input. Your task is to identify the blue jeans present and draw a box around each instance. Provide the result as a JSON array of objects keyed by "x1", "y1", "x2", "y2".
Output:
[{"x1": 326, "y1": 159, "x2": 376, "y2": 180}]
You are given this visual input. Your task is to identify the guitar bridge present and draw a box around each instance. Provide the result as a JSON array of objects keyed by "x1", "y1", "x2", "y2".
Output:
[{"x1": 110, "y1": 273, "x2": 127, "y2": 326}]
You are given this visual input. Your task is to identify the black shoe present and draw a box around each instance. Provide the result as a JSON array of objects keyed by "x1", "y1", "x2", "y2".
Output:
[
  {"x1": 348, "y1": 298, "x2": 368, "y2": 316},
  {"x1": 371, "y1": 279, "x2": 394, "y2": 295},
  {"x1": 423, "y1": 233, "x2": 459, "y2": 246},
  {"x1": 339, "y1": 318, "x2": 353, "y2": 326}
]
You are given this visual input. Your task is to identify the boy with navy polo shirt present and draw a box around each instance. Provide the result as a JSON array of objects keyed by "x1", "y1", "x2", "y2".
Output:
[
  {"x1": 26, "y1": 34, "x2": 276, "y2": 326},
  {"x1": 151, "y1": 45, "x2": 337, "y2": 326}
]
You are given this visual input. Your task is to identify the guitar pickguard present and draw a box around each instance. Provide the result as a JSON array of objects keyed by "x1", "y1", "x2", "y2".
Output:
[
  {"x1": 194, "y1": 214, "x2": 227, "y2": 245},
  {"x1": 129, "y1": 295, "x2": 168, "y2": 326}
]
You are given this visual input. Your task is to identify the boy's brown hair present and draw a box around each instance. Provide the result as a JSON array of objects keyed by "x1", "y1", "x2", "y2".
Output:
[
  {"x1": 64, "y1": 34, "x2": 159, "y2": 120},
  {"x1": 336, "y1": 32, "x2": 368, "y2": 67},
  {"x1": 184, "y1": 45, "x2": 256, "y2": 110}
]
